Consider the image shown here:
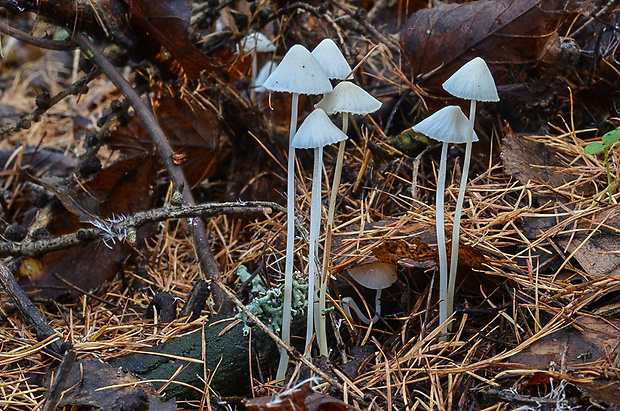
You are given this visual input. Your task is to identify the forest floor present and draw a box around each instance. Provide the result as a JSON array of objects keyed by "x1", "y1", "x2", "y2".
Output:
[{"x1": 1, "y1": 0, "x2": 620, "y2": 410}]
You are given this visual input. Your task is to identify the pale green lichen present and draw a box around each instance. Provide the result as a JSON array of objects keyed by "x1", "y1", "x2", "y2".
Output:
[{"x1": 235, "y1": 265, "x2": 307, "y2": 336}]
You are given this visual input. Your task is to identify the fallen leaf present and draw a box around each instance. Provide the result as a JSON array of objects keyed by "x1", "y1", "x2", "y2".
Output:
[
  {"x1": 45, "y1": 357, "x2": 174, "y2": 411},
  {"x1": 400, "y1": 0, "x2": 580, "y2": 83},
  {"x1": 123, "y1": 0, "x2": 215, "y2": 78},
  {"x1": 511, "y1": 316, "x2": 620, "y2": 369},
  {"x1": 244, "y1": 383, "x2": 355, "y2": 411}
]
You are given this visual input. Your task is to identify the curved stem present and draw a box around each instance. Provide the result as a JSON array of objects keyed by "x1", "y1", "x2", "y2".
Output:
[
  {"x1": 447, "y1": 100, "x2": 477, "y2": 327},
  {"x1": 437, "y1": 142, "x2": 449, "y2": 339},
  {"x1": 305, "y1": 147, "x2": 323, "y2": 356},
  {"x1": 318, "y1": 113, "x2": 349, "y2": 357},
  {"x1": 276, "y1": 92, "x2": 299, "y2": 380}
]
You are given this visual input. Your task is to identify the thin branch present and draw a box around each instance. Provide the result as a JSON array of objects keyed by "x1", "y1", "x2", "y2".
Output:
[
  {"x1": 0, "y1": 201, "x2": 277, "y2": 258},
  {"x1": 0, "y1": 20, "x2": 76, "y2": 50}
]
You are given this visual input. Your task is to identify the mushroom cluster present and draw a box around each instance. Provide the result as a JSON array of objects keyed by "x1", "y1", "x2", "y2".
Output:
[
  {"x1": 411, "y1": 57, "x2": 498, "y2": 338},
  {"x1": 261, "y1": 39, "x2": 382, "y2": 375}
]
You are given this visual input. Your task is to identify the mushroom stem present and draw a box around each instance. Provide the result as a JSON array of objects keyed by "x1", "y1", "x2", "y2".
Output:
[
  {"x1": 446, "y1": 100, "x2": 477, "y2": 326},
  {"x1": 277, "y1": 92, "x2": 300, "y2": 380},
  {"x1": 436, "y1": 142, "x2": 449, "y2": 339},
  {"x1": 317, "y1": 113, "x2": 349, "y2": 356},
  {"x1": 305, "y1": 146, "x2": 323, "y2": 356},
  {"x1": 250, "y1": 51, "x2": 258, "y2": 103},
  {"x1": 373, "y1": 289, "x2": 382, "y2": 322}
]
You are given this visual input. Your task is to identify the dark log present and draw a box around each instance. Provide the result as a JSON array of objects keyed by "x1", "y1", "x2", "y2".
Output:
[{"x1": 109, "y1": 315, "x2": 280, "y2": 399}]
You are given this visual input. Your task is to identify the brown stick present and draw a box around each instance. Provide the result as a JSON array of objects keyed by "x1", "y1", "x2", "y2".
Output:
[
  {"x1": 0, "y1": 261, "x2": 66, "y2": 354},
  {"x1": 73, "y1": 33, "x2": 232, "y2": 313}
]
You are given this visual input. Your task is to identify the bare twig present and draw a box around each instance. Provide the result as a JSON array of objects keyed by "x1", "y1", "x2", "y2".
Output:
[
  {"x1": 0, "y1": 20, "x2": 76, "y2": 50},
  {"x1": 0, "y1": 201, "x2": 276, "y2": 258}
]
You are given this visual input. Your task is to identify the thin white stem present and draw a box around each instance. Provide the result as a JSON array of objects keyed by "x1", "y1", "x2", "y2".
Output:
[
  {"x1": 373, "y1": 289, "x2": 382, "y2": 322},
  {"x1": 447, "y1": 100, "x2": 477, "y2": 325},
  {"x1": 305, "y1": 147, "x2": 323, "y2": 356},
  {"x1": 317, "y1": 113, "x2": 349, "y2": 357},
  {"x1": 276, "y1": 92, "x2": 299, "y2": 380},
  {"x1": 250, "y1": 51, "x2": 258, "y2": 103},
  {"x1": 436, "y1": 142, "x2": 449, "y2": 339}
]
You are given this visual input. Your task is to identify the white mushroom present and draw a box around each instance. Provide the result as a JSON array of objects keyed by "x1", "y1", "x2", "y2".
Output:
[
  {"x1": 263, "y1": 45, "x2": 332, "y2": 379},
  {"x1": 239, "y1": 31, "x2": 276, "y2": 102},
  {"x1": 348, "y1": 262, "x2": 398, "y2": 323},
  {"x1": 442, "y1": 57, "x2": 499, "y2": 321},
  {"x1": 291, "y1": 108, "x2": 347, "y2": 355},
  {"x1": 314, "y1": 81, "x2": 382, "y2": 355},
  {"x1": 412, "y1": 106, "x2": 475, "y2": 337}
]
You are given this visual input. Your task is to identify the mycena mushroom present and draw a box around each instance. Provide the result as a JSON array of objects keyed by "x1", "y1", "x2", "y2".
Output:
[
  {"x1": 442, "y1": 57, "x2": 499, "y2": 321},
  {"x1": 262, "y1": 45, "x2": 332, "y2": 378},
  {"x1": 347, "y1": 261, "x2": 398, "y2": 324},
  {"x1": 290, "y1": 108, "x2": 347, "y2": 356},
  {"x1": 314, "y1": 81, "x2": 381, "y2": 356},
  {"x1": 412, "y1": 106, "x2": 476, "y2": 337}
]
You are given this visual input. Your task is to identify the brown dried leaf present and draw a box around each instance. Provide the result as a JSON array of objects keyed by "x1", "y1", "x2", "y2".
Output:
[
  {"x1": 400, "y1": 0, "x2": 578, "y2": 82},
  {"x1": 46, "y1": 357, "x2": 174, "y2": 410},
  {"x1": 244, "y1": 383, "x2": 355, "y2": 411},
  {"x1": 123, "y1": 0, "x2": 215, "y2": 77}
]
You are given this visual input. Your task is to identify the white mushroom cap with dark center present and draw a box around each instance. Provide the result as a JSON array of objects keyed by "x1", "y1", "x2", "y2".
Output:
[
  {"x1": 240, "y1": 31, "x2": 276, "y2": 53},
  {"x1": 291, "y1": 108, "x2": 348, "y2": 149},
  {"x1": 315, "y1": 81, "x2": 382, "y2": 115},
  {"x1": 412, "y1": 106, "x2": 478, "y2": 144},
  {"x1": 262, "y1": 45, "x2": 332, "y2": 95},
  {"x1": 348, "y1": 262, "x2": 398, "y2": 290},
  {"x1": 442, "y1": 57, "x2": 499, "y2": 102},
  {"x1": 311, "y1": 38, "x2": 353, "y2": 80}
]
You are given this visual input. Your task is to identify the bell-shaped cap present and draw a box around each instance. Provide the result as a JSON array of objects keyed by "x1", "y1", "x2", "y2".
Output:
[
  {"x1": 315, "y1": 81, "x2": 382, "y2": 115},
  {"x1": 311, "y1": 38, "x2": 353, "y2": 80},
  {"x1": 291, "y1": 108, "x2": 348, "y2": 149},
  {"x1": 262, "y1": 45, "x2": 332, "y2": 95},
  {"x1": 240, "y1": 31, "x2": 276, "y2": 53},
  {"x1": 442, "y1": 57, "x2": 499, "y2": 102},
  {"x1": 349, "y1": 262, "x2": 397, "y2": 290},
  {"x1": 412, "y1": 106, "x2": 478, "y2": 144}
]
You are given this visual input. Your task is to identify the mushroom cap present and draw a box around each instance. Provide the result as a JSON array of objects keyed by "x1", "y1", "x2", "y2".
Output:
[
  {"x1": 291, "y1": 108, "x2": 348, "y2": 149},
  {"x1": 240, "y1": 31, "x2": 276, "y2": 53},
  {"x1": 315, "y1": 81, "x2": 382, "y2": 115},
  {"x1": 262, "y1": 45, "x2": 333, "y2": 95},
  {"x1": 442, "y1": 57, "x2": 499, "y2": 102},
  {"x1": 348, "y1": 262, "x2": 398, "y2": 290},
  {"x1": 412, "y1": 106, "x2": 478, "y2": 144},
  {"x1": 254, "y1": 61, "x2": 278, "y2": 92},
  {"x1": 311, "y1": 38, "x2": 353, "y2": 80}
]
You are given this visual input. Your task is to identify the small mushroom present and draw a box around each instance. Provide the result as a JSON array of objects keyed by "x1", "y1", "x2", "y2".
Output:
[
  {"x1": 412, "y1": 106, "x2": 475, "y2": 335},
  {"x1": 263, "y1": 45, "x2": 332, "y2": 378},
  {"x1": 348, "y1": 261, "x2": 398, "y2": 323},
  {"x1": 239, "y1": 31, "x2": 277, "y2": 102},
  {"x1": 442, "y1": 57, "x2": 499, "y2": 319},
  {"x1": 291, "y1": 108, "x2": 347, "y2": 354}
]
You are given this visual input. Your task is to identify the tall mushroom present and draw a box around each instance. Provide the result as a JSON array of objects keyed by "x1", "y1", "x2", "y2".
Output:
[
  {"x1": 412, "y1": 106, "x2": 476, "y2": 337},
  {"x1": 314, "y1": 81, "x2": 381, "y2": 355},
  {"x1": 442, "y1": 57, "x2": 499, "y2": 319},
  {"x1": 291, "y1": 108, "x2": 347, "y2": 355},
  {"x1": 262, "y1": 45, "x2": 332, "y2": 379}
]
